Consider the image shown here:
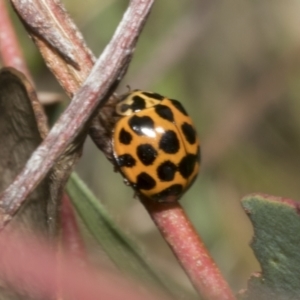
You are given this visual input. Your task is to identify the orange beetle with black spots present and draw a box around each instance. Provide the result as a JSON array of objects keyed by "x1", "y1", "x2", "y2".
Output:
[{"x1": 112, "y1": 90, "x2": 200, "y2": 203}]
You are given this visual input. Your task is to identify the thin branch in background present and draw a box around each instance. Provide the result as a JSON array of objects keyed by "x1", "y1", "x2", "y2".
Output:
[
  {"x1": 129, "y1": 2, "x2": 214, "y2": 88},
  {"x1": 0, "y1": 0, "x2": 30, "y2": 77}
]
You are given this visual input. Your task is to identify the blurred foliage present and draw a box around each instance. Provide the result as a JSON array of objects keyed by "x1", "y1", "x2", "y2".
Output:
[
  {"x1": 7, "y1": 0, "x2": 300, "y2": 294},
  {"x1": 67, "y1": 172, "x2": 197, "y2": 300}
]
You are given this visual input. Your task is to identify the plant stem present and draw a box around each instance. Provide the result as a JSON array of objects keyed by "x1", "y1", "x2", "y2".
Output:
[
  {"x1": 142, "y1": 199, "x2": 236, "y2": 300},
  {"x1": 0, "y1": 0, "x2": 31, "y2": 78}
]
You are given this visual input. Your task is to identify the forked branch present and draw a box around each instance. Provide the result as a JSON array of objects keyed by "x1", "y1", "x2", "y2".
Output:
[{"x1": 0, "y1": 0, "x2": 154, "y2": 226}]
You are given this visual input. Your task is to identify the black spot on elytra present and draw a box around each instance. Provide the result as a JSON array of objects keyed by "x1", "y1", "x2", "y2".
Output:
[
  {"x1": 136, "y1": 172, "x2": 156, "y2": 190},
  {"x1": 131, "y1": 96, "x2": 146, "y2": 112},
  {"x1": 128, "y1": 115, "x2": 154, "y2": 136},
  {"x1": 178, "y1": 154, "x2": 197, "y2": 179},
  {"x1": 169, "y1": 99, "x2": 188, "y2": 116},
  {"x1": 141, "y1": 92, "x2": 164, "y2": 100},
  {"x1": 157, "y1": 160, "x2": 177, "y2": 181},
  {"x1": 119, "y1": 128, "x2": 132, "y2": 145},
  {"x1": 137, "y1": 144, "x2": 157, "y2": 166},
  {"x1": 155, "y1": 105, "x2": 174, "y2": 122},
  {"x1": 152, "y1": 184, "x2": 183, "y2": 202},
  {"x1": 159, "y1": 130, "x2": 180, "y2": 154},
  {"x1": 181, "y1": 122, "x2": 196, "y2": 144},
  {"x1": 116, "y1": 154, "x2": 136, "y2": 168}
]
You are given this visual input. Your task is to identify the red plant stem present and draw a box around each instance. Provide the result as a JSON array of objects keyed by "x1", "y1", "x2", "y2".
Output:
[
  {"x1": 0, "y1": 0, "x2": 30, "y2": 77},
  {"x1": 142, "y1": 200, "x2": 236, "y2": 300},
  {"x1": 60, "y1": 194, "x2": 86, "y2": 260}
]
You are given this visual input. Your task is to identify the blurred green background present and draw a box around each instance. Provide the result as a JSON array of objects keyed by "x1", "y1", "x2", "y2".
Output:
[{"x1": 10, "y1": 0, "x2": 300, "y2": 296}]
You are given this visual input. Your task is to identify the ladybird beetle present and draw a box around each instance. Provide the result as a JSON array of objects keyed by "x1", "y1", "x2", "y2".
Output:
[{"x1": 112, "y1": 90, "x2": 200, "y2": 203}]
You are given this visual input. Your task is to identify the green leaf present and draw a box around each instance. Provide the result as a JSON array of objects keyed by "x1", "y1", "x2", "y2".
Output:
[
  {"x1": 239, "y1": 193, "x2": 300, "y2": 300},
  {"x1": 67, "y1": 172, "x2": 196, "y2": 300}
]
